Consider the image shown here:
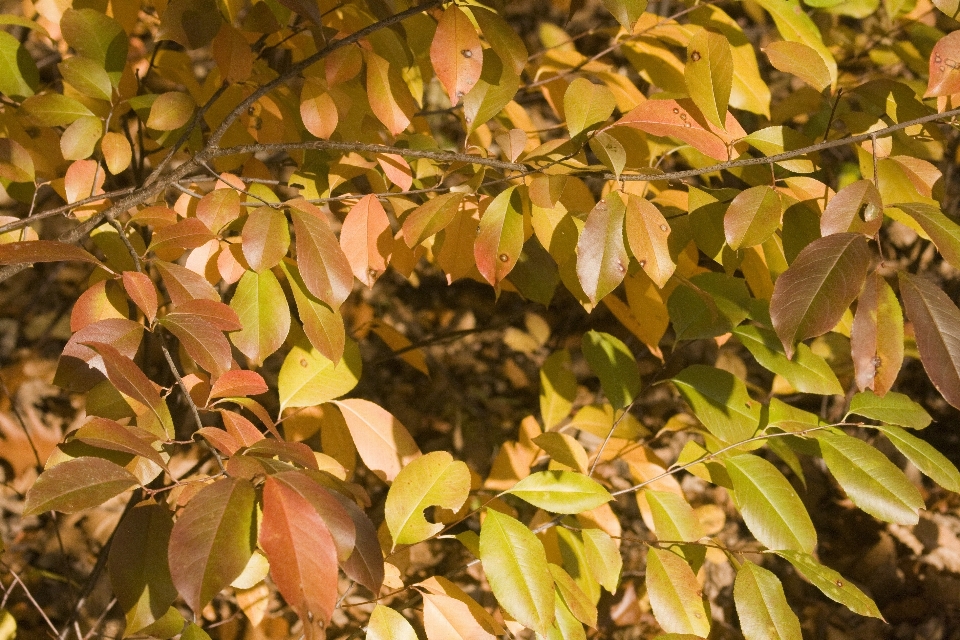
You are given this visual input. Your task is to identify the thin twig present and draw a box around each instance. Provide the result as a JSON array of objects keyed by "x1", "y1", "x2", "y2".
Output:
[{"x1": 1, "y1": 561, "x2": 60, "y2": 637}]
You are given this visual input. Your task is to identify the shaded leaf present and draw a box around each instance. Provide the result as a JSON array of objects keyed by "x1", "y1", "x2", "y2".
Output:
[
  {"x1": 896, "y1": 202, "x2": 960, "y2": 271},
  {"x1": 763, "y1": 41, "x2": 831, "y2": 92},
  {"x1": 23, "y1": 457, "x2": 138, "y2": 516},
  {"x1": 208, "y1": 370, "x2": 268, "y2": 400},
  {"x1": 122, "y1": 271, "x2": 158, "y2": 323},
  {"x1": 564, "y1": 78, "x2": 616, "y2": 137},
  {"x1": 673, "y1": 365, "x2": 760, "y2": 443},
  {"x1": 74, "y1": 418, "x2": 165, "y2": 469},
  {"x1": 159, "y1": 312, "x2": 232, "y2": 377},
  {"x1": 60, "y1": 8, "x2": 127, "y2": 75},
  {"x1": 147, "y1": 92, "x2": 195, "y2": 131},
  {"x1": 549, "y1": 564, "x2": 597, "y2": 627},
  {"x1": 402, "y1": 192, "x2": 464, "y2": 248},
  {"x1": 470, "y1": 7, "x2": 527, "y2": 76},
  {"x1": 724, "y1": 186, "x2": 782, "y2": 250},
  {"x1": 0, "y1": 31, "x2": 38, "y2": 98},
  {"x1": 270, "y1": 471, "x2": 356, "y2": 562},
  {"x1": 155, "y1": 260, "x2": 220, "y2": 305},
  {"x1": 539, "y1": 350, "x2": 576, "y2": 430},
  {"x1": 279, "y1": 260, "x2": 345, "y2": 363},
  {"x1": 581, "y1": 330, "x2": 640, "y2": 411},
  {"x1": 475, "y1": 186, "x2": 524, "y2": 287},
  {"x1": 899, "y1": 272, "x2": 960, "y2": 410},
  {"x1": 851, "y1": 273, "x2": 903, "y2": 395},
  {"x1": 0, "y1": 241, "x2": 105, "y2": 268}
]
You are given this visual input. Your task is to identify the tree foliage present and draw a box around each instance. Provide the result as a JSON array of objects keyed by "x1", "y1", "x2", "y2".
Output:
[{"x1": 3, "y1": 0, "x2": 960, "y2": 637}]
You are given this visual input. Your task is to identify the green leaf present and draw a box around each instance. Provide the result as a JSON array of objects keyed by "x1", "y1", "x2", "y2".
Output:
[
  {"x1": 59, "y1": 56, "x2": 113, "y2": 101},
  {"x1": 0, "y1": 31, "x2": 38, "y2": 98},
  {"x1": 470, "y1": 7, "x2": 527, "y2": 76},
  {"x1": 685, "y1": 29, "x2": 733, "y2": 130},
  {"x1": 601, "y1": 0, "x2": 647, "y2": 29},
  {"x1": 23, "y1": 457, "x2": 138, "y2": 516},
  {"x1": 366, "y1": 605, "x2": 418, "y2": 640},
  {"x1": 549, "y1": 564, "x2": 597, "y2": 627},
  {"x1": 564, "y1": 77, "x2": 616, "y2": 137},
  {"x1": 726, "y1": 454, "x2": 817, "y2": 553},
  {"x1": 774, "y1": 550, "x2": 883, "y2": 618},
  {"x1": 385, "y1": 451, "x2": 471, "y2": 547},
  {"x1": 672, "y1": 365, "x2": 760, "y2": 443},
  {"x1": 540, "y1": 349, "x2": 576, "y2": 429},
  {"x1": 733, "y1": 325, "x2": 843, "y2": 395},
  {"x1": 147, "y1": 92, "x2": 196, "y2": 131},
  {"x1": 577, "y1": 191, "x2": 628, "y2": 304},
  {"x1": 479, "y1": 509, "x2": 554, "y2": 635},
  {"x1": 229, "y1": 269, "x2": 290, "y2": 366},
  {"x1": 60, "y1": 8, "x2": 128, "y2": 76},
  {"x1": 645, "y1": 548, "x2": 711, "y2": 636},
  {"x1": 181, "y1": 622, "x2": 212, "y2": 640},
  {"x1": 506, "y1": 470, "x2": 612, "y2": 514},
  {"x1": 582, "y1": 528, "x2": 622, "y2": 593},
  {"x1": 817, "y1": 431, "x2": 924, "y2": 525},
  {"x1": 108, "y1": 502, "x2": 178, "y2": 635},
  {"x1": 875, "y1": 425, "x2": 960, "y2": 492},
  {"x1": 724, "y1": 186, "x2": 782, "y2": 250},
  {"x1": 278, "y1": 336, "x2": 361, "y2": 410},
  {"x1": 894, "y1": 203, "x2": 960, "y2": 270},
  {"x1": 168, "y1": 477, "x2": 257, "y2": 615},
  {"x1": 22, "y1": 93, "x2": 95, "y2": 126},
  {"x1": 734, "y1": 562, "x2": 802, "y2": 640},
  {"x1": 846, "y1": 390, "x2": 931, "y2": 430},
  {"x1": 646, "y1": 490, "x2": 705, "y2": 543},
  {"x1": 279, "y1": 261, "x2": 345, "y2": 363},
  {"x1": 850, "y1": 273, "x2": 903, "y2": 396},
  {"x1": 475, "y1": 185, "x2": 524, "y2": 287},
  {"x1": 898, "y1": 272, "x2": 960, "y2": 410},
  {"x1": 242, "y1": 207, "x2": 290, "y2": 272},
  {"x1": 581, "y1": 330, "x2": 640, "y2": 410},
  {"x1": 770, "y1": 233, "x2": 872, "y2": 358},
  {"x1": 463, "y1": 49, "x2": 520, "y2": 134}
]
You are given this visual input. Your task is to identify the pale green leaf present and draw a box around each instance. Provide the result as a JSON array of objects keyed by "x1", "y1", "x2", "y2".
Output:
[
  {"x1": 846, "y1": 390, "x2": 932, "y2": 430},
  {"x1": 646, "y1": 548, "x2": 711, "y2": 636},
  {"x1": 229, "y1": 269, "x2": 290, "y2": 366},
  {"x1": 685, "y1": 29, "x2": 733, "y2": 129},
  {"x1": 385, "y1": 451, "x2": 471, "y2": 547},
  {"x1": 0, "y1": 31, "x2": 38, "y2": 98},
  {"x1": 875, "y1": 424, "x2": 960, "y2": 492},
  {"x1": 646, "y1": 490, "x2": 705, "y2": 543},
  {"x1": 733, "y1": 325, "x2": 843, "y2": 395},
  {"x1": 539, "y1": 350, "x2": 576, "y2": 429},
  {"x1": 673, "y1": 365, "x2": 761, "y2": 443},
  {"x1": 366, "y1": 605, "x2": 417, "y2": 640},
  {"x1": 582, "y1": 528, "x2": 622, "y2": 593},
  {"x1": 774, "y1": 550, "x2": 883, "y2": 619},
  {"x1": 734, "y1": 562, "x2": 802, "y2": 640},
  {"x1": 507, "y1": 470, "x2": 611, "y2": 513},
  {"x1": 278, "y1": 337, "x2": 361, "y2": 410}
]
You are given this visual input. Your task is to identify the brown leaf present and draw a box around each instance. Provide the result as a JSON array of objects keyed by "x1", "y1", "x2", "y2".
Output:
[
  {"x1": 851, "y1": 273, "x2": 903, "y2": 395},
  {"x1": 899, "y1": 272, "x2": 960, "y2": 409}
]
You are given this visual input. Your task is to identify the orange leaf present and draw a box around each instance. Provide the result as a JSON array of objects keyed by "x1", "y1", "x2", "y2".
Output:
[
  {"x1": 926, "y1": 31, "x2": 960, "y2": 98},
  {"x1": 617, "y1": 98, "x2": 742, "y2": 161},
  {"x1": 340, "y1": 194, "x2": 391, "y2": 287},
  {"x1": 430, "y1": 5, "x2": 484, "y2": 105}
]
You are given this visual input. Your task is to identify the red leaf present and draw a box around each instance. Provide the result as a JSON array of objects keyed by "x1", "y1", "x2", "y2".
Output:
[
  {"x1": 270, "y1": 471, "x2": 357, "y2": 562},
  {"x1": 899, "y1": 272, "x2": 960, "y2": 409},
  {"x1": 148, "y1": 218, "x2": 215, "y2": 256},
  {"x1": 122, "y1": 271, "x2": 159, "y2": 323},
  {"x1": 617, "y1": 98, "x2": 744, "y2": 161},
  {"x1": 431, "y1": 5, "x2": 484, "y2": 105},
  {"x1": 0, "y1": 240, "x2": 106, "y2": 268},
  {"x1": 220, "y1": 409, "x2": 264, "y2": 448},
  {"x1": 340, "y1": 194, "x2": 391, "y2": 287},
  {"x1": 159, "y1": 312, "x2": 233, "y2": 377},
  {"x1": 23, "y1": 457, "x2": 139, "y2": 515},
  {"x1": 70, "y1": 279, "x2": 128, "y2": 331},
  {"x1": 474, "y1": 186, "x2": 524, "y2": 287},
  {"x1": 83, "y1": 341, "x2": 167, "y2": 426},
  {"x1": 74, "y1": 417, "x2": 167, "y2": 468},
  {"x1": 770, "y1": 233, "x2": 873, "y2": 358},
  {"x1": 300, "y1": 79, "x2": 339, "y2": 140},
  {"x1": 925, "y1": 31, "x2": 960, "y2": 98},
  {"x1": 851, "y1": 273, "x2": 904, "y2": 396},
  {"x1": 377, "y1": 154, "x2": 413, "y2": 191},
  {"x1": 169, "y1": 299, "x2": 242, "y2": 331},
  {"x1": 168, "y1": 478, "x2": 257, "y2": 615},
  {"x1": 55, "y1": 318, "x2": 143, "y2": 392},
  {"x1": 130, "y1": 206, "x2": 178, "y2": 229},
  {"x1": 242, "y1": 206, "x2": 290, "y2": 272},
  {"x1": 155, "y1": 260, "x2": 220, "y2": 305},
  {"x1": 196, "y1": 426, "x2": 240, "y2": 455},
  {"x1": 208, "y1": 370, "x2": 268, "y2": 400},
  {"x1": 196, "y1": 188, "x2": 241, "y2": 234},
  {"x1": 261, "y1": 476, "x2": 339, "y2": 638},
  {"x1": 577, "y1": 191, "x2": 628, "y2": 304},
  {"x1": 289, "y1": 200, "x2": 354, "y2": 310}
]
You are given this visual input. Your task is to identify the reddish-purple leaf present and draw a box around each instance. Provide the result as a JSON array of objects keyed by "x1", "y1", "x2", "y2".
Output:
[
  {"x1": 899, "y1": 272, "x2": 960, "y2": 410},
  {"x1": 83, "y1": 341, "x2": 166, "y2": 423},
  {"x1": 821, "y1": 180, "x2": 882, "y2": 237},
  {"x1": 242, "y1": 207, "x2": 290, "y2": 272},
  {"x1": 148, "y1": 218, "x2": 215, "y2": 255},
  {"x1": 475, "y1": 186, "x2": 524, "y2": 287},
  {"x1": 208, "y1": 370, "x2": 268, "y2": 400},
  {"x1": 55, "y1": 318, "x2": 143, "y2": 392},
  {"x1": 288, "y1": 199, "x2": 353, "y2": 310},
  {"x1": 220, "y1": 409, "x2": 264, "y2": 448},
  {"x1": 196, "y1": 426, "x2": 240, "y2": 456},
  {"x1": 0, "y1": 240, "x2": 106, "y2": 268},
  {"x1": 196, "y1": 188, "x2": 242, "y2": 234},
  {"x1": 168, "y1": 477, "x2": 257, "y2": 615},
  {"x1": 261, "y1": 477, "x2": 339, "y2": 639},
  {"x1": 155, "y1": 260, "x2": 220, "y2": 305},
  {"x1": 122, "y1": 271, "x2": 159, "y2": 323},
  {"x1": 169, "y1": 299, "x2": 242, "y2": 332},
  {"x1": 335, "y1": 491, "x2": 385, "y2": 594},
  {"x1": 431, "y1": 5, "x2": 484, "y2": 105},
  {"x1": 270, "y1": 471, "x2": 357, "y2": 562},
  {"x1": 245, "y1": 439, "x2": 319, "y2": 470},
  {"x1": 74, "y1": 417, "x2": 166, "y2": 468},
  {"x1": 577, "y1": 191, "x2": 628, "y2": 304},
  {"x1": 617, "y1": 98, "x2": 745, "y2": 161},
  {"x1": 340, "y1": 194, "x2": 391, "y2": 287},
  {"x1": 159, "y1": 312, "x2": 233, "y2": 377},
  {"x1": 402, "y1": 192, "x2": 465, "y2": 248},
  {"x1": 624, "y1": 195, "x2": 675, "y2": 288},
  {"x1": 770, "y1": 233, "x2": 873, "y2": 358},
  {"x1": 279, "y1": 260, "x2": 346, "y2": 363},
  {"x1": 23, "y1": 457, "x2": 139, "y2": 515},
  {"x1": 851, "y1": 273, "x2": 903, "y2": 396},
  {"x1": 925, "y1": 31, "x2": 960, "y2": 98}
]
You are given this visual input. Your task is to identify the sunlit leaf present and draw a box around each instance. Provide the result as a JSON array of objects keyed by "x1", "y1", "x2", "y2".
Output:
[
  {"x1": 875, "y1": 424, "x2": 960, "y2": 492},
  {"x1": 507, "y1": 470, "x2": 611, "y2": 514},
  {"x1": 475, "y1": 186, "x2": 524, "y2": 287},
  {"x1": 23, "y1": 457, "x2": 138, "y2": 516},
  {"x1": 733, "y1": 325, "x2": 842, "y2": 395},
  {"x1": 564, "y1": 78, "x2": 616, "y2": 137},
  {"x1": 278, "y1": 337, "x2": 361, "y2": 409},
  {"x1": 288, "y1": 199, "x2": 353, "y2": 310},
  {"x1": 685, "y1": 30, "x2": 733, "y2": 130},
  {"x1": 646, "y1": 548, "x2": 711, "y2": 636},
  {"x1": 763, "y1": 41, "x2": 831, "y2": 92},
  {"x1": 60, "y1": 8, "x2": 127, "y2": 75},
  {"x1": 774, "y1": 550, "x2": 883, "y2": 618},
  {"x1": 624, "y1": 195, "x2": 675, "y2": 287},
  {"x1": 821, "y1": 180, "x2": 882, "y2": 238},
  {"x1": 582, "y1": 528, "x2": 622, "y2": 593},
  {"x1": 341, "y1": 194, "x2": 391, "y2": 287},
  {"x1": 367, "y1": 605, "x2": 417, "y2": 640},
  {"x1": 229, "y1": 269, "x2": 290, "y2": 366},
  {"x1": 925, "y1": 31, "x2": 960, "y2": 97},
  {"x1": 385, "y1": 451, "x2": 470, "y2": 547},
  {"x1": 577, "y1": 191, "x2": 628, "y2": 304},
  {"x1": 846, "y1": 390, "x2": 931, "y2": 430},
  {"x1": 279, "y1": 261, "x2": 345, "y2": 363},
  {"x1": 333, "y1": 399, "x2": 421, "y2": 483},
  {"x1": 0, "y1": 31, "x2": 38, "y2": 98},
  {"x1": 734, "y1": 562, "x2": 802, "y2": 640},
  {"x1": 242, "y1": 207, "x2": 290, "y2": 272},
  {"x1": 431, "y1": 5, "x2": 483, "y2": 105},
  {"x1": 617, "y1": 98, "x2": 740, "y2": 161},
  {"x1": 539, "y1": 349, "x2": 576, "y2": 429},
  {"x1": 724, "y1": 186, "x2": 782, "y2": 250},
  {"x1": 402, "y1": 192, "x2": 464, "y2": 248},
  {"x1": 147, "y1": 92, "x2": 195, "y2": 131}
]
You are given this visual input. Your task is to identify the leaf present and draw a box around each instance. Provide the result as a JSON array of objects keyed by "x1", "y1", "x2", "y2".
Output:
[
  {"x1": 60, "y1": 8, "x2": 127, "y2": 75},
  {"x1": 367, "y1": 605, "x2": 417, "y2": 640},
  {"x1": 122, "y1": 271, "x2": 158, "y2": 323},
  {"x1": 159, "y1": 312, "x2": 232, "y2": 377},
  {"x1": 899, "y1": 272, "x2": 960, "y2": 410},
  {"x1": 196, "y1": 188, "x2": 241, "y2": 234},
  {"x1": 0, "y1": 240, "x2": 105, "y2": 268},
  {"x1": 539, "y1": 350, "x2": 577, "y2": 429},
  {"x1": 774, "y1": 550, "x2": 883, "y2": 619},
  {"x1": 733, "y1": 325, "x2": 843, "y2": 395},
  {"x1": 431, "y1": 5, "x2": 483, "y2": 105},
  {"x1": 171, "y1": 299, "x2": 242, "y2": 331},
  {"x1": 770, "y1": 233, "x2": 873, "y2": 358},
  {"x1": 279, "y1": 261, "x2": 345, "y2": 363},
  {"x1": 646, "y1": 490, "x2": 705, "y2": 543},
  {"x1": 168, "y1": 477, "x2": 257, "y2": 615},
  {"x1": 895, "y1": 202, "x2": 960, "y2": 271},
  {"x1": 564, "y1": 78, "x2": 616, "y2": 137},
  {"x1": 289, "y1": 200, "x2": 353, "y2": 310},
  {"x1": 549, "y1": 564, "x2": 597, "y2": 627},
  {"x1": 726, "y1": 454, "x2": 817, "y2": 552},
  {"x1": 734, "y1": 562, "x2": 802, "y2": 640},
  {"x1": 402, "y1": 192, "x2": 464, "y2": 248},
  {"x1": 645, "y1": 548, "x2": 711, "y2": 636},
  {"x1": 108, "y1": 502, "x2": 178, "y2": 635},
  {"x1": 211, "y1": 23, "x2": 253, "y2": 84},
  {"x1": 155, "y1": 260, "x2": 220, "y2": 305},
  {"x1": 278, "y1": 337, "x2": 361, "y2": 410},
  {"x1": 147, "y1": 92, "x2": 195, "y2": 130},
  {"x1": 23, "y1": 457, "x2": 138, "y2": 515},
  {"x1": 925, "y1": 31, "x2": 960, "y2": 97},
  {"x1": 617, "y1": 98, "x2": 739, "y2": 161},
  {"x1": 932, "y1": 0, "x2": 960, "y2": 18},
  {"x1": 724, "y1": 186, "x2": 782, "y2": 250},
  {"x1": 752, "y1": 0, "x2": 837, "y2": 89},
  {"x1": 333, "y1": 399, "x2": 421, "y2": 483},
  {"x1": 850, "y1": 273, "x2": 903, "y2": 396},
  {"x1": 507, "y1": 471, "x2": 612, "y2": 514},
  {"x1": 0, "y1": 138, "x2": 35, "y2": 183},
  {"x1": 365, "y1": 50, "x2": 415, "y2": 135},
  {"x1": 60, "y1": 115, "x2": 102, "y2": 161},
  {"x1": 148, "y1": 218, "x2": 215, "y2": 256},
  {"x1": 269, "y1": 471, "x2": 356, "y2": 562},
  {"x1": 588, "y1": 130, "x2": 627, "y2": 179},
  {"x1": 672, "y1": 365, "x2": 760, "y2": 443},
  {"x1": 763, "y1": 41, "x2": 831, "y2": 92},
  {"x1": 463, "y1": 50, "x2": 520, "y2": 133},
  {"x1": 582, "y1": 528, "x2": 622, "y2": 593},
  {"x1": 419, "y1": 576, "x2": 503, "y2": 639},
  {"x1": 533, "y1": 432, "x2": 588, "y2": 473},
  {"x1": 581, "y1": 330, "x2": 640, "y2": 411},
  {"x1": 821, "y1": 180, "x2": 883, "y2": 238},
  {"x1": 59, "y1": 56, "x2": 112, "y2": 101},
  {"x1": 229, "y1": 269, "x2": 290, "y2": 366},
  {"x1": 624, "y1": 195, "x2": 675, "y2": 287},
  {"x1": 0, "y1": 31, "x2": 38, "y2": 98},
  {"x1": 479, "y1": 510, "x2": 554, "y2": 635},
  {"x1": 385, "y1": 451, "x2": 471, "y2": 547},
  {"x1": 475, "y1": 186, "x2": 524, "y2": 287},
  {"x1": 74, "y1": 418, "x2": 166, "y2": 469},
  {"x1": 601, "y1": 0, "x2": 646, "y2": 29},
  {"x1": 470, "y1": 7, "x2": 527, "y2": 76},
  {"x1": 685, "y1": 30, "x2": 733, "y2": 129},
  {"x1": 335, "y1": 493, "x2": 385, "y2": 594},
  {"x1": 208, "y1": 370, "x2": 268, "y2": 400},
  {"x1": 875, "y1": 425, "x2": 960, "y2": 492},
  {"x1": 847, "y1": 390, "x2": 931, "y2": 430},
  {"x1": 84, "y1": 342, "x2": 172, "y2": 436},
  {"x1": 341, "y1": 194, "x2": 391, "y2": 287},
  {"x1": 260, "y1": 477, "x2": 338, "y2": 638},
  {"x1": 817, "y1": 431, "x2": 924, "y2": 525},
  {"x1": 577, "y1": 191, "x2": 628, "y2": 304}
]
